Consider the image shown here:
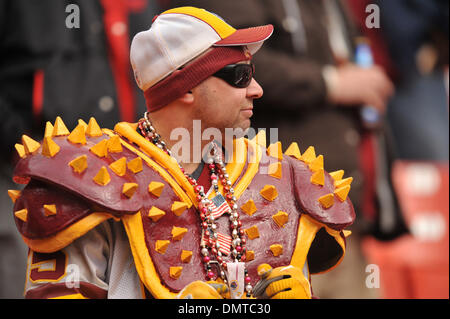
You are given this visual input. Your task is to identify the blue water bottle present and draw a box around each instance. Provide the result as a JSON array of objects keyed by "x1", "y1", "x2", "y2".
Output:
[{"x1": 355, "y1": 38, "x2": 381, "y2": 129}]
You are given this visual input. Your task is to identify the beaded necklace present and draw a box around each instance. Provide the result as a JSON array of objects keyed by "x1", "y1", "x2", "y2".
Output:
[{"x1": 138, "y1": 112, "x2": 252, "y2": 296}]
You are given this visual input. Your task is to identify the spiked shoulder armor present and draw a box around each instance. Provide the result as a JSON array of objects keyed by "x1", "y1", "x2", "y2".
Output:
[{"x1": 10, "y1": 117, "x2": 187, "y2": 253}]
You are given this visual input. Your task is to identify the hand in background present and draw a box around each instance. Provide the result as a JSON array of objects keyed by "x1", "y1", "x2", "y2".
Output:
[{"x1": 325, "y1": 64, "x2": 395, "y2": 113}]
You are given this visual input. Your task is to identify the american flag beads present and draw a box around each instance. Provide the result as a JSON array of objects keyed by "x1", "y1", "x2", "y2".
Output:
[
  {"x1": 138, "y1": 114, "x2": 252, "y2": 296},
  {"x1": 209, "y1": 193, "x2": 232, "y2": 219},
  {"x1": 196, "y1": 144, "x2": 251, "y2": 296}
]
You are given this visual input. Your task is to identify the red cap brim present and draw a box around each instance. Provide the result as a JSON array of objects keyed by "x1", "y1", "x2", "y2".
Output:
[{"x1": 214, "y1": 24, "x2": 273, "y2": 51}]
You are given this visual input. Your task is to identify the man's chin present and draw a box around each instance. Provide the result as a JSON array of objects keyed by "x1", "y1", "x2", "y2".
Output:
[
  {"x1": 224, "y1": 122, "x2": 251, "y2": 140},
  {"x1": 236, "y1": 121, "x2": 251, "y2": 136}
]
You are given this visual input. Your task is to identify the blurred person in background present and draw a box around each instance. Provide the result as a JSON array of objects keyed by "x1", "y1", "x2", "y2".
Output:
[
  {"x1": 349, "y1": 0, "x2": 449, "y2": 298},
  {"x1": 0, "y1": 0, "x2": 160, "y2": 298},
  {"x1": 377, "y1": 0, "x2": 448, "y2": 161},
  {"x1": 167, "y1": 0, "x2": 408, "y2": 298}
]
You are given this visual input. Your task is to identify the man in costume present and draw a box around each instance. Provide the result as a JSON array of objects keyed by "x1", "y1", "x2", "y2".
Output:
[{"x1": 9, "y1": 7, "x2": 355, "y2": 299}]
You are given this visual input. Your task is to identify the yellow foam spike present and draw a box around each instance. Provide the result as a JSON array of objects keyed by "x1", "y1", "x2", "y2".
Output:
[
  {"x1": 329, "y1": 170, "x2": 344, "y2": 182},
  {"x1": 300, "y1": 146, "x2": 316, "y2": 164},
  {"x1": 335, "y1": 177, "x2": 353, "y2": 189},
  {"x1": 52, "y1": 117, "x2": 70, "y2": 136},
  {"x1": 257, "y1": 264, "x2": 272, "y2": 277},
  {"x1": 7, "y1": 190, "x2": 21, "y2": 203},
  {"x1": 181, "y1": 250, "x2": 193, "y2": 263},
  {"x1": 272, "y1": 211, "x2": 289, "y2": 228},
  {"x1": 284, "y1": 142, "x2": 302, "y2": 160},
  {"x1": 318, "y1": 193, "x2": 334, "y2": 209},
  {"x1": 240, "y1": 199, "x2": 257, "y2": 216},
  {"x1": 107, "y1": 136, "x2": 123, "y2": 153},
  {"x1": 148, "y1": 206, "x2": 166, "y2": 222},
  {"x1": 245, "y1": 225, "x2": 260, "y2": 240},
  {"x1": 260, "y1": 185, "x2": 278, "y2": 201},
  {"x1": 122, "y1": 183, "x2": 138, "y2": 198},
  {"x1": 43, "y1": 204, "x2": 57, "y2": 216},
  {"x1": 90, "y1": 139, "x2": 108, "y2": 158},
  {"x1": 78, "y1": 119, "x2": 88, "y2": 131},
  {"x1": 67, "y1": 124, "x2": 86, "y2": 145},
  {"x1": 256, "y1": 130, "x2": 267, "y2": 147},
  {"x1": 127, "y1": 157, "x2": 143, "y2": 174},
  {"x1": 148, "y1": 181, "x2": 165, "y2": 197},
  {"x1": 250, "y1": 129, "x2": 266, "y2": 148},
  {"x1": 14, "y1": 209, "x2": 28, "y2": 222},
  {"x1": 169, "y1": 266, "x2": 183, "y2": 279},
  {"x1": 109, "y1": 157, "x2": 127, "y2": 176},
  {"x1": 155, "y1": 240, "x2": 170, "y2": 254},
  {"x1": 335, "y1": 185, "x2": 351, "y2": 202},
  {"x1": 343, "y1": 230, "x2": 352, "y2": 237},
  {"x1": 15, "y1": 144, "x2": 26, "y2": 158},
  {"x1": 86, "y1": 117, "x2": 103, "y2": 137},
  {"x1": 22, "y1": 135, "x2": 41, "y2": 154},
  {"x1": 41, "y1": 137, "x2": 61, "y2": 158},
  {"x1": 171, "y1": 201, "x2": 188, "y2": 217},
  {"x1": 245, "y1": 250, "x2": 255, "y2": 262},
  {"x1": 267, "y1": 141, "x2": 283, "y2": 160},
  {"x1": 93, "y1": 166, "x2": 111, "y2": 186},
  {"x1": 310, "y1": 169, "x2": 325, "y2": 186},
  {"x1": 309, "y1": 155, "x2": 324, "y2": 172},
  {"x1": 270, "y1": 244, "x2": 283, "y2": 257},
  {"x1": 171, "y1": 226, "x2": 188, "y2": 241},
  {"x1": 44, "y1": 121, "x2": 54, "y2": 138},
  {"x1": 268, "y1": 161, "x2": 282, "y2": 179},
  {"x1": 69, "y1": 155, "x2": 88, "y2": 173}
]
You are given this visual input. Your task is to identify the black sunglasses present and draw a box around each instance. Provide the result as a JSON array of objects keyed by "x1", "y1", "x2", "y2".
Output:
[{"x1": 212, "y1": 63, "x2": 255, "y2": 88}]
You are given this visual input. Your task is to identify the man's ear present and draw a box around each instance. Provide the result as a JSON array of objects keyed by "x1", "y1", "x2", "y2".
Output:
[{"x1": 178, "y1": 90, "x2": 194, "y2": 104}]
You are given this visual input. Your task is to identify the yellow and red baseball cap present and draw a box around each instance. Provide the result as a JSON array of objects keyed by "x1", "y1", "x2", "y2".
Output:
[{"x1": 130, "y1": 6, "x2": 273, "y2": 92}]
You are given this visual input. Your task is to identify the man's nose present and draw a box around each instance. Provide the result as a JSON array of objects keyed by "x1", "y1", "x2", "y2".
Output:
[{"x1": 247, "y1": 78, "x2": 263, "y2": 99}]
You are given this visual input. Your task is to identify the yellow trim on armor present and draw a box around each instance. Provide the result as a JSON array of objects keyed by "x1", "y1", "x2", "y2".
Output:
[
  {"x1": 290, "y1": 214, "x2": 321, "y2": 270},
  {"x1": 104, "y1": 127, "x2": 193, "y2": 208},
  {"x1": 112, "y1": 123, "x2": 197, "y2": 206},
  {"x1": 50, "y1": 293, "x2": 88, "y2": 299},
  {"x1": 122, "y1": 212, "x2": 177, "y2": 299},
  {"x1": 161, "y1": 7, "x2": 236, "y2": 39},
  {"x1": 23, "y1": 213, "x2": 113, "y2": 253},
  {"x1": 225, "y1": 138, "x2": 246, "y2": 186},
  {"x1": 289, "y1": 214, "x2": 346, "y2": 274},
  {"x1": 232, "y1": 138, "x2": 261, "y2": 199}
]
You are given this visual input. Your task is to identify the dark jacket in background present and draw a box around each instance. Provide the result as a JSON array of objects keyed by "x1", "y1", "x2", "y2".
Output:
[{"x1": 0, "y1": 0, "x2": 159, "y2": 162}]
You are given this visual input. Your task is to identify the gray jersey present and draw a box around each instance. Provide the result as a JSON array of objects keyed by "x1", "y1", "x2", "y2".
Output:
[{"x1": 24, "y1": 220, "x2": 143, "y2": 299}]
